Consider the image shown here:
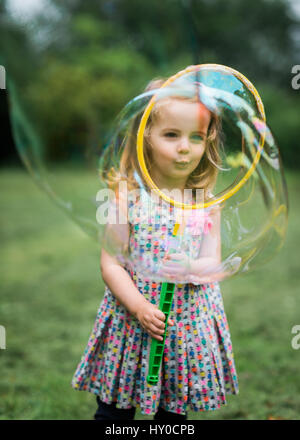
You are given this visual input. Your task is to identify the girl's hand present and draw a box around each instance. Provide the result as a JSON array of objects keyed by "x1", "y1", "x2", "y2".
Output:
[
  {"x1": 136, "y1": 301, "x2": 174, "y2": 341},
  {"x1": 196, "y1": 256, "x2": 242, "y2": 282},
  {"x1": 159, "y1": 252, "x2": 191, "y2": 278}
]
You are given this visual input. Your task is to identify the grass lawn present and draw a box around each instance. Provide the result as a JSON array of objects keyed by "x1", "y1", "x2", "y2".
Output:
[{"x1": 1, "y1": 166, "x2": 299, "y2": 420}]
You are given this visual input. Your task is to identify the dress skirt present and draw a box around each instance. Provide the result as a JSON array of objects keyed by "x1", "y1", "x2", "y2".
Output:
[{"x1": 71, "y1": 267, "x2": 239, "y2": 416}]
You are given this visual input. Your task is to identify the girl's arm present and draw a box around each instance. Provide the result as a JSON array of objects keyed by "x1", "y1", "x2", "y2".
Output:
[
  {"x1": 100, "y1": 190, "x2": 173, "y2": 340},
  {"x1": 100, "y1": 190, "x2": 147, "y2": 318},
  {"x1": 101, "y1": 249, "x2": 174, "y2": 340},
  {"x1": 158, "y1": 206, "x2": 223, "y2": 282},
  {"x1": 190, "y1": 205, "x2": 222, "y2": 275},
  {"x1": 189, "y1": 206, "x2": 241, "y2": 282},
  {"x1": 100, "y1": 248, "x2": 148, "y2": 317}
]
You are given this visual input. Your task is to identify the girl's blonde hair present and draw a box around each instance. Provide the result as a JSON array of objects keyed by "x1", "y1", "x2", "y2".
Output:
[{"x1": 104, "y1": 77, "x2": 224, "y2": 201}]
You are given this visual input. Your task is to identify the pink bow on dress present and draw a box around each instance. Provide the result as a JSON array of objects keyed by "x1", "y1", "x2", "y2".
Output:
[{"x1": 186, "y1": 210, "x2": 213, "y2": 235}]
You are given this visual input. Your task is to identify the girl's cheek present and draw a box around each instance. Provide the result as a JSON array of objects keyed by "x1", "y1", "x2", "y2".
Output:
[{"x1": 161, "y1": 152, "x2": 174, "y2": 163}]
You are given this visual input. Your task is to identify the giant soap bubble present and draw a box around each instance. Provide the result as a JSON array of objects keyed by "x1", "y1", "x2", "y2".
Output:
[
  {"x1": 97, "y1": 64, "x2": 288, "y2": 283},
  {"x1": 2, "y1": 25, "x2": 288, "y2": 283}
]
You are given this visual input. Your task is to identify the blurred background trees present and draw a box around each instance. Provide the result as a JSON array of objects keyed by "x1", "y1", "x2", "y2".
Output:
[{"x1": 0, "y1": 0, "x2": 299, "y2": 166}]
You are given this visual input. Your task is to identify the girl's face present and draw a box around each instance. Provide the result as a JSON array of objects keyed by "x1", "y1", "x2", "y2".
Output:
[{"x1": 148, "y1": 99, "x2": 211, "y2": 190}]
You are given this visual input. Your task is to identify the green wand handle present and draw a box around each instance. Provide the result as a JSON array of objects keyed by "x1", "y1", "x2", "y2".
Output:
[
  {"x1": 146, "y1": 281, "x2": 175, "y2": 385},
  {"x1": 146, "y1": 223, "x2": 181, "y2": 385}
]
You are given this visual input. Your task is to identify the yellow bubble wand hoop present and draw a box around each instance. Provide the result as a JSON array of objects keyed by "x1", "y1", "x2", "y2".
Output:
[{"x1": 137, "y1": 63, "x2": 266, "y2": 210}]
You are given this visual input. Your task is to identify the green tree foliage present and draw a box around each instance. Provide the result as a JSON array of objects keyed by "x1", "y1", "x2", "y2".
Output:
[{"x1": 0, "y1": 0, "x2": 299, "y2": 166}]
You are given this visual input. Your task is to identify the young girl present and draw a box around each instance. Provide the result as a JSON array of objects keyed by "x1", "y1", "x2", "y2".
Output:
[{"x1": 71, "y1": 75, "x2": 239, "y2": 420}]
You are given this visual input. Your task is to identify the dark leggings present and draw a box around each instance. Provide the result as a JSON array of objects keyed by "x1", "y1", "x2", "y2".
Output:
[{"x1": 94, "y1": 396, "x2": 188, "y2": 421}]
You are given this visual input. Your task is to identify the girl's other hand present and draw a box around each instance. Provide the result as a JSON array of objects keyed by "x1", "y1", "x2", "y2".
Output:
[
  {"x1": 160, "y1": 252, "x2": 191, "y2": 277},
  {"x1": 136, "y1": 301, "x2": 174, "y2": 341}
]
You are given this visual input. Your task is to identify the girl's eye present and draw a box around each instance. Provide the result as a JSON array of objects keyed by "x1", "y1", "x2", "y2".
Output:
[
  {"x1": 164, "y1": 132, "x2": 178, "y2": 138},
  {"x1": 190, "y1": 134, "x2": 204, "y2": 142}
]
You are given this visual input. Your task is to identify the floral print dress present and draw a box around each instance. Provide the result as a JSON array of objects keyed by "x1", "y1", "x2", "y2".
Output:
[{"x1": 71, "y1": 191, "x2": 239, "y2": 416}]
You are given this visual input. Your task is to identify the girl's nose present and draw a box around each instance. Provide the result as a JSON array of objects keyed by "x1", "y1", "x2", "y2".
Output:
[{"x1": 177, "y1": 137, "x2": 190, "y2": 153}]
